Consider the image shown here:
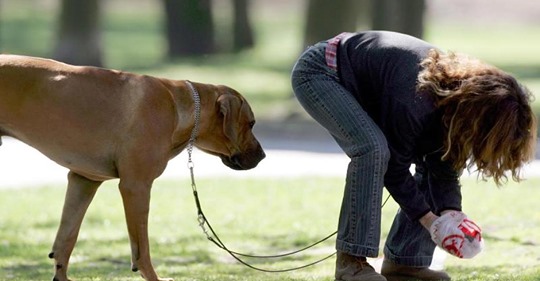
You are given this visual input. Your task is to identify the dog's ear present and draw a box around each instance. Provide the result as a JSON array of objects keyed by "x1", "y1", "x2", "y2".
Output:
[{"x1": 217, "y1": 93, "x2": 241, "y2": 143}]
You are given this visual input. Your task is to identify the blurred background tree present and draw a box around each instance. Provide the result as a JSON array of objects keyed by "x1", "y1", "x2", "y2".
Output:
[
  {"x1": 232, "y1": 0, "x2": 254, "y2": 52},
  {"x1": 46, "y1": 0, "x2": 429, "y2": 65},
  {"x1": 6, "y1": 0, "x2": 430, "y2": 65},
  {"x1": 163, "y1": 0, "x2": 215, "y2": 57},
  {"x1": 53, "y1": 0, "x2": 103, "y2": 66},
  {"x1": 302, "y1": 0, "x2": 359, "y2": 46},
  {"x1": 371, "y1": 0, "x2": 425, "y2": 38},
  {"x1": 302, "y1": 0, "x2": 425, "y2": 46}
]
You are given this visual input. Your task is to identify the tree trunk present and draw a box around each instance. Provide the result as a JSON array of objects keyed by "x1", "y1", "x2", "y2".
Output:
[
  {"x1": 303, "y1": 0, "x2": 358, "y2": 47},
  {"x1": 371, "y1": 0, "x2": 425, "y2": 38},
  {"x1": 357, "y1": 0, "x2": 372, "y2": 29},
  {"x1": 53, "y1": 0, "x2": 103, "y2": 67},
  {"x1": 232, "y1": 0, "x2": 254, "y2": 52},
  {"x1": 400, "y1": 0, "x2": 425, "y2": 38},
  {"x1": 163, "y1": 0, "x2": 215, "y2": 57}
]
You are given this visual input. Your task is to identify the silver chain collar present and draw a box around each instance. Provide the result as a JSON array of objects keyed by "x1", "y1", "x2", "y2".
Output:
[
  {"x1": 185, "y1": 81, "x2": 201, "y2": 166},
  {"x1": 184, "y1": 81, "x2": 213, "y2": 240}
]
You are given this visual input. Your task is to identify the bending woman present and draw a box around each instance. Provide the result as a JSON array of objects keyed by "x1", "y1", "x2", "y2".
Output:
[{"x1": 291, "y1": 31, "x2": 537, "y2": 281}]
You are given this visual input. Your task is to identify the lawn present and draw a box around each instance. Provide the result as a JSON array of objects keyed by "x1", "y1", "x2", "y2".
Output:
[{"x1": 0, "y1": 177, "x2": 539, "y2": 280}]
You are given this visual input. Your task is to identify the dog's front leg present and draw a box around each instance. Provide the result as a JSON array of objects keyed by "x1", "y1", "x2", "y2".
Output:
[
  {"x1": 50, "y1": 172, "x2": 102, "y2": 281},
  {"x1": 119, "y1": 179, "x2": 173, "y2": 281}
]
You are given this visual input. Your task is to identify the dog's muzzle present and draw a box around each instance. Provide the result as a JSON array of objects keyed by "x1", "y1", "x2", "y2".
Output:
[{"x1": 221, "y1": 145, "x2": 266, "y2": 170}]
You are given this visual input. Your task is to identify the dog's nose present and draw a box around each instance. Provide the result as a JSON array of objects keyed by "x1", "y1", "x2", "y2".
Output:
[
  {"x1": 252, "y1": 143, "x2": 266, "y2": 165},
  {"x1": 258, "y1": 147, "x2": 266, "y2": 160}
]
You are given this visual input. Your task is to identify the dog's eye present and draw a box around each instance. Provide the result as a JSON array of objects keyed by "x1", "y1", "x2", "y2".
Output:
[{"x1": 249, "y1": 121, "x2": 255, "y2": 128}]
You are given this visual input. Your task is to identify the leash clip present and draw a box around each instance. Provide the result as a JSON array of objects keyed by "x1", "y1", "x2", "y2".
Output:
[{"x1": 197, "y1": 214, "x2": 213, "y2": 240}]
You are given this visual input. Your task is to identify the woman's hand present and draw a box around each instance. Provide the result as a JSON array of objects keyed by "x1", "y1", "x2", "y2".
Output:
[{"x1": 419, "y1": 211, "x2": 439, "y2": 230}]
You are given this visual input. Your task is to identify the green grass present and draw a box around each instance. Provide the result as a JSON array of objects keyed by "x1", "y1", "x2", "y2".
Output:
[{"x1": 0, "y1": 177, "x2": 539, "y2": 280}]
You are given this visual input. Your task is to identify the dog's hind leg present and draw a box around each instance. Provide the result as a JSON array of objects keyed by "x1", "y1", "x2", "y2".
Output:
[{"x1": 50, "y1": 171, "x2": 102, "y2": 281}]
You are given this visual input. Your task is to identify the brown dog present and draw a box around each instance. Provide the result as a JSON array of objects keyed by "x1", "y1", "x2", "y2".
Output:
[{"x1": 0, "y1": 54, "x2": 266, "y2": 281}]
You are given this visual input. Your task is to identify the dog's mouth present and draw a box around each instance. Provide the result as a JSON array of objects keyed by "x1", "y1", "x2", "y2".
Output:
[
  {"x1": 220, "y1": 150, "x2": 265, "y2": 170},
  {"x1": 221, "y1": 155, "x2": 244, "y2": 170},
  {"x1": 197, "y1": 145, "x2": 266, "y2": 170}
]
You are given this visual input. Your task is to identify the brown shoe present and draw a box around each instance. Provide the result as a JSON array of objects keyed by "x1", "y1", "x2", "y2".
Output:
[
  {"x1": 335, "y1": 251, "x2": 387, "y2": 281},
  {"x1": 380, "y1": 259, "x2": 450, "y2": 281}
]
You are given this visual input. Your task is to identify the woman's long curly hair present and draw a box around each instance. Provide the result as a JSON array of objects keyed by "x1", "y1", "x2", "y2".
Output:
[{"x1": 417, "y1": 49, "x2": 537, "y2": 185}]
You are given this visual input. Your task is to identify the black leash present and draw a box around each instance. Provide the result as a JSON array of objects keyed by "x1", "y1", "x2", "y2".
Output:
[
  {"x1": 189, "y1": 166, "x2": 338, "y2": 272},
  {"x1": 190, "y1": 175, "x2": 391, "y2": 272},
  {"x1": 184, "y1": 81, "x2": 391, "y2": 272}
]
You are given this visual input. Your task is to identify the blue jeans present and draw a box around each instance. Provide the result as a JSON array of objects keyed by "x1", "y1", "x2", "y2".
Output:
[{"x1": 291, "y1": 42, "x2": 435, "y2": 266}]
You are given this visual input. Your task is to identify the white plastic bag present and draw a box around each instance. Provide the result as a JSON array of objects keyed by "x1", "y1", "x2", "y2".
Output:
[{"x1": 429, "y1": 211, "x2": 484, "y2": 259}]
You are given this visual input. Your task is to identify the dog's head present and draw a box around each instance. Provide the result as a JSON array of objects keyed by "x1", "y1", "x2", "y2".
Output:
[{"x1": 195, "y1": 85, "x2": 265, "y2": 170}]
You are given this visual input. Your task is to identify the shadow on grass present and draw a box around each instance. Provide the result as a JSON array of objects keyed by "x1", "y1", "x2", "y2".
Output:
[
  {"x1": 448, "y1": 265, "x2": 540, "y2": 281},
  {"x1": 0, "y1": 247, "x2": 334, "y2": 281}
]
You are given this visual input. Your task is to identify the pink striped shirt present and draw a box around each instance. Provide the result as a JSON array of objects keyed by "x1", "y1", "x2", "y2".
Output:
[{"x1": 325, "y1": 32, "x2": 353, "y2": 71}]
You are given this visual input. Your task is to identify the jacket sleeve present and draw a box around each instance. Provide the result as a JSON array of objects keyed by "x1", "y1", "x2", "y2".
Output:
[
  {"x1": 425, "y1": 151, "x2": 463, "y2": 214},
  {"x1": 384, "y1": 148, "x2": 432, "y2": 221},
  {"x1": 383, "y1": 101, "x2": 432, "y2": 221}
]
